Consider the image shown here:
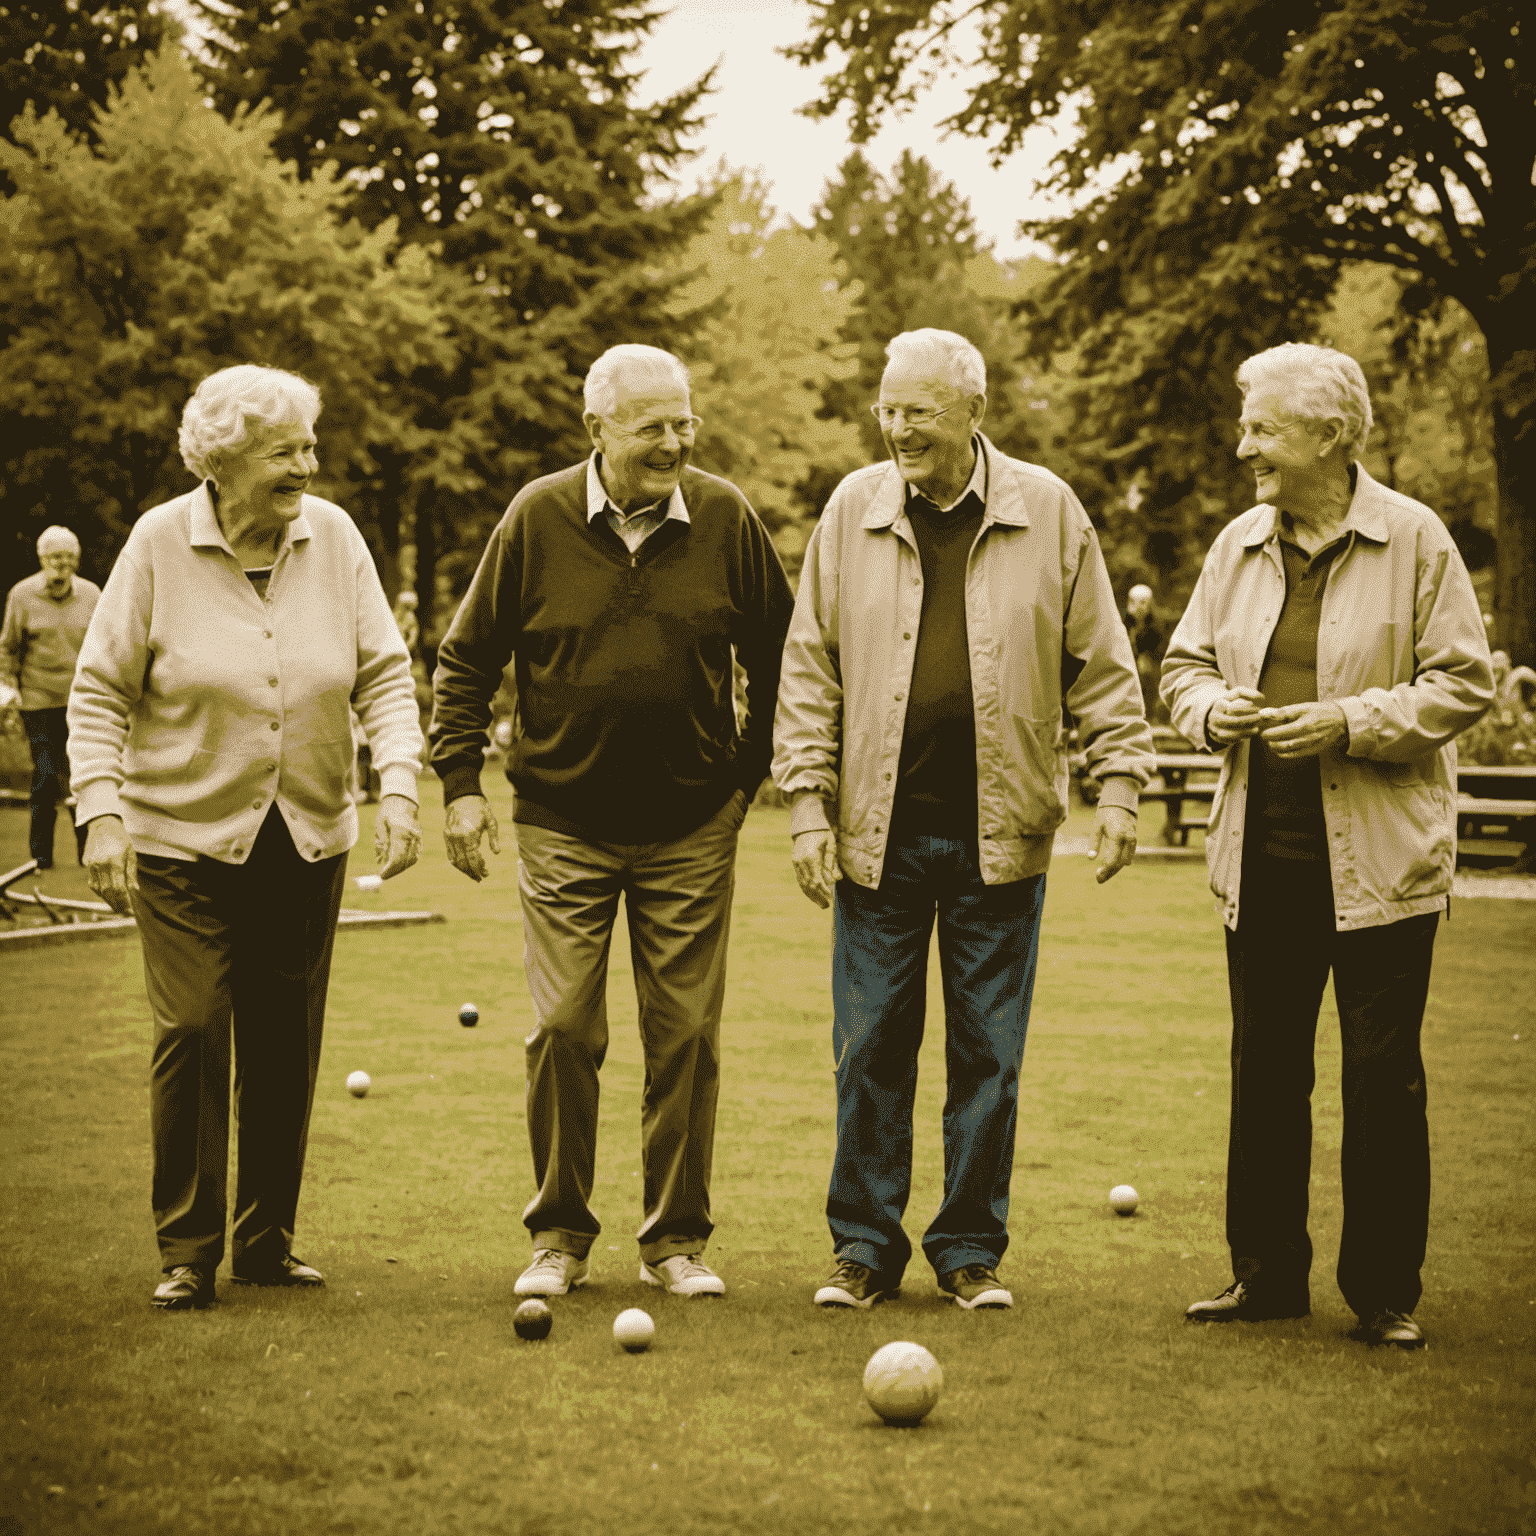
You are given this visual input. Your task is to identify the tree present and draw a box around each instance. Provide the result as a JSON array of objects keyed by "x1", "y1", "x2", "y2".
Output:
[
  {"x1": 0, "y1": 45, "x2": 453, "y2": 602},
  {"x1": 808, "y1": 149, "x2": 1065, "y2": 500},
  {"x1": 1, "y1": 0, "x2": 169, "y2": 150},
  {"x1": 789, "y1": 1, "x2": 1535, "y2": 662},
  {"x1": 189, "y1": 0, "x2": 719, "y2": 639},
  {"x1": 666, "y1": 173, "x2": 865, "y2": 578}
]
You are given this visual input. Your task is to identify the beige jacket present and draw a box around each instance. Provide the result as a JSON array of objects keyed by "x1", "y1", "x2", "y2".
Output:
[
  {"x1": 772, "y1": 436, "x2": 1155, "y2": 887},
  {"x1": 1160, "y1": 466, "x2": 1493, "y2": 932},
  {"x1": 69, "y1": 485, "x2": 423, "y2": 863}
]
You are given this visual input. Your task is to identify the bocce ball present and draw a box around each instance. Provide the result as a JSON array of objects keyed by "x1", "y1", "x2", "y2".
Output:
[
  {"x1": 1110, "y1": 1184, "x2": 1139, "y2": 1216},
  {"x1": 514, "y1": 1299, "x2": 553, "y2": 1341},
  {"x1": 345, "y1": 1070, "x2": 371, "y2": 1098},
  {"x1": 614, "y1": 1308, "x2": 655, "y2": 1353},
  {"x1": 863, "y1": 1341, "x2": 943, "y2": 1426},
  {"x1": 459, "y1": 1002, "x2": 479, "y2": 1028}
]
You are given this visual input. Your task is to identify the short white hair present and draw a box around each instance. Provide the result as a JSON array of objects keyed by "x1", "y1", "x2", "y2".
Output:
[
  {"x1": 884, "y1": 328, "x2": 987, "y2": 398},
  {"x1": 1236, "y1": 343, "x2": 1373, "y2": 458},
  {"x1": 179, "y1": 365, "x2": 323, "y2": 479},
  {"x1": 37, "y1": 526, "x2": 80, "y2": 557},
  {"x1": 584, "y1": 345, "x2": 691, "y2": 419}
]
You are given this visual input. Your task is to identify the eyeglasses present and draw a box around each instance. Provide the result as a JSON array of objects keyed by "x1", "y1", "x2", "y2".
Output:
[
  {"x1": 870, "y1": 404, "x2": 955, "y2": 428},
  {"x1": 615, "y1": 415, "x2": 703, "y2": 443}
]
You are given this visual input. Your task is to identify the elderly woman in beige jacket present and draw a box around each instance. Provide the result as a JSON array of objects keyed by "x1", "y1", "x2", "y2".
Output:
[
  {"x1": 69, "y1": 365, "x2": 425, "y2": 1312},
  {"x1": 1161, "y1": 343, "x2": 1492, "y2": 1350}
]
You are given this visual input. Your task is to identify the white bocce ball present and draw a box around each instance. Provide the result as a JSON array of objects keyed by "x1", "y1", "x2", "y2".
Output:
[
  {"x1": 1109, "y1": 1184, "x2": 1139, "y2": 1216},
  {"x1": 863, "y1": 1341, "x2": 943, "y2": 1426},
  {"x1": 613, "y1": 1308, "x2": 655, "y2": 1353},
  {"x1": 346, "y1": 1070, "x2": 371, "y2": 1098}
]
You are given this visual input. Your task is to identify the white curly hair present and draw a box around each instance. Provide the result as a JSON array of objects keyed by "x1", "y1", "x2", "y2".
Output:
[
  {"x1": 1236, "y1": 343, "x2": 1373, "y2": 458},
  {"x1": 583, "y1": 345, "x2": 692, "y2": 420},
  {"x1": 884, "y1": 329, "x2": 988, "y2": 398},
  {"x1": 179, "y1": 365, "x2": 323, "y2": 480}
]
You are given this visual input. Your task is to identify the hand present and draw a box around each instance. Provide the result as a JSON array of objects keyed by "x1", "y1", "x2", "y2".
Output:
[
  {"x1": 1207, "y1": 687, "x2": 1266, "y2": 747},
  {"x1": 83, "y1": 814, "x2": 138, "y2": 916},
  {"x1": 374, "y1": 794, "x2": 422, "y2": 879},
  {"x1": 444, "y1": 793, "x2": 500, "y2": 882},
  {"x1": 1259, "y1": 701, "x2": 1348, "y2": 760},
  {"x1": 791, "y1": 828, "x2": 840, "y2": 909},
  {"x1": 1091, "y1": 804, "x2": 1137, "y2": 884}
]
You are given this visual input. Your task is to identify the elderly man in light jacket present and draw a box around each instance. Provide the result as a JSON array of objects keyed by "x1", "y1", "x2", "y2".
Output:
[{"x1": 774, "y1": 328, "x2": 1156, "y2": 1312}]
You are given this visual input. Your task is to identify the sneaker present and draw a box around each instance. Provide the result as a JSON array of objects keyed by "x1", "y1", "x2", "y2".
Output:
[
  {"x1": 1359, "y1": 1308, "x2": 1425, "y2": 1349},
  {"x1": 813, "y1": 1257, "x2": 900, "y2": 1309},
  {"x1": 938, "y1": 1263, "x2": 1012, "y2": 1310},
  {"x1": 640, "y1": 1254, "x2": 725, "y2": 1297},
  {"x1": 1185, "y1": 1279, "x2": 1310, "y2": 1323},
  {"x1": 232, "y1": 1253, "x2": 325, "y2": 1287},
  {"x1": 151, "y1": 1264, "x2": 215, "y2": 1311},
  {"x1": 515, "y1": 1248, "x2": 589, "y2": 1297}
]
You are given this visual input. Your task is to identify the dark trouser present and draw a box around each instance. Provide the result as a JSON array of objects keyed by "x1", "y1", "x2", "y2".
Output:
[
  {"x1": 20, "y1": 706, "x2": 86, "y2": 866},
  {"x1": 1225, "y1": 851, "x2": 1437, "y2": 1317},
  {"x1": 829, "y1": 828, "x2": 1046, "y2": 1279},
  {"x1": 515, "y1": 793, "x2": 746, "y2": 1265},
  {"x1": 132, "y1": 806, "x2": 348, "y2": 1272}
]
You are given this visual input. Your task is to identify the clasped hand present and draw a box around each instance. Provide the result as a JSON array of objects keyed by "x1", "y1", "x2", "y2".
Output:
[{"x1": 1208, "y1": 687, "x2": 1347, "y2": 759}]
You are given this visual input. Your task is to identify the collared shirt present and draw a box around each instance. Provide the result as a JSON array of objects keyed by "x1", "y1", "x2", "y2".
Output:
[
  {"x1": 585, "y1": 453, "x2": 690, "y2": 554},
  {"x1": 904, "y1": 435, "x2": 989, "y2": 518},
  {"x1": 1, "y1": 571, "x2": 103, "y2": 710},
  {"x1": 69, "y1": 482, "x2": 422, "y2": 864}
]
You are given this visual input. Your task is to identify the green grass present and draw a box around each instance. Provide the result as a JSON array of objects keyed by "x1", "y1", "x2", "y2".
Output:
[{"x1": 3, "y1": 782, "x2": 1534, "y2": 1535}]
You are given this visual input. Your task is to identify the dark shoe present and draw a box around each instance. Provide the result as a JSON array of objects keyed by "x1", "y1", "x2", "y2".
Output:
[
  {"x1": 938, "y1": 1263, "x2": 1013, "y2": 1310},
  {"x1": 1359, "y1": 1308, "x2": 1425, "y2": 1349},
  {"x1": 814, "y1": 1257, "x2": 900, "y2": 1309},
  {"x1": 1185, "y1": 1279, "x2": 1309, "y2": 1322},
  {"x1": 33, "y1": 860, "x2": 53, "y2": 871},
  {"x1": 232, "y1": 1253, "x2": 325, "y2": 1287},
  {"x1": 151, "y1": 1264, "x2": 215, "y2": 1311}
]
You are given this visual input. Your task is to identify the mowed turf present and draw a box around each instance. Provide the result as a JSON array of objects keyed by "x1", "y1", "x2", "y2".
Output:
[{"x1": 2, "y1": 780, "x2": 1534, "y2": 1536}]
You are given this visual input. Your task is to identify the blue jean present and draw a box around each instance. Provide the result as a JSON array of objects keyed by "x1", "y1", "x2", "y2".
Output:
[{"x1": 828, "y1": 828, "x2": 1046, "y2": 1279}]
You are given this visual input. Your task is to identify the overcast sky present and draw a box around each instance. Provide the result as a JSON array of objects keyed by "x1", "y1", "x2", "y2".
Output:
[{"x1": 631, "y1": 0, "x2": 1065, "y2": 257}]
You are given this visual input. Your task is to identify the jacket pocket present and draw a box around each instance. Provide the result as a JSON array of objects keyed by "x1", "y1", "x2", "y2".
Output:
[{"x1": 1001, "y1": 715, "x2": 1066, "y2": 834}]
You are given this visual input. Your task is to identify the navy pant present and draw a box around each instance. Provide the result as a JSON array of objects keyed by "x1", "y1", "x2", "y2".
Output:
[
  {"x1": 1225, "y1": 851, "x2": 1437, "y2": 1317},
  {"x1": 132, "y1": 806, "x2": 348, "y2": 1272},
  {"x1": 828, "y1": 828, "x2": 1046, "y2": 1279},
  {"x1": 20, "y1": 707, "x2": 85, "y2": 866}
]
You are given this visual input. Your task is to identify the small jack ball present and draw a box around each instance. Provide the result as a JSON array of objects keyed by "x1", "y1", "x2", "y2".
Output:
[
  {"x1": 346, "y1": 1070, "x2": 371, "y2": 1098},
  {"x1": 459, "y1": 1003, "x2": 479, "y2": 1028},
  {"x1": 513, "y1": 1299, "x2": 552, "y2": 1340},
  {"x1": 613, "y1": 1308, "x2": 655, "y2": 1353},
  {"x1": 1109, "y1": 1184, "x2": 1139, "y2": 1216}
]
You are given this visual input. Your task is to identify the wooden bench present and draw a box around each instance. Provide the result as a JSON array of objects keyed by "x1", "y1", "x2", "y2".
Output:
[{"x1": 1456, "y1": 763, "x2": 1536, "y2": 871}]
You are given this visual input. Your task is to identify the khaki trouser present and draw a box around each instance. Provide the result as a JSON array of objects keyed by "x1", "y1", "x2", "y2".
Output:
[{"x1": 516, "y1": 791, "x2": 746, "y2": 1265}]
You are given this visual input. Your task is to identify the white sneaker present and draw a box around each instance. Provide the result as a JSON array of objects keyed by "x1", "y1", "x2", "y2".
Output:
[
  {"x1": 515, "y1": 1248, "x2": 589, "y2": 1297},
  {"x1": 640, "y1": 1254, "x2": 725, "y2": 1297}
]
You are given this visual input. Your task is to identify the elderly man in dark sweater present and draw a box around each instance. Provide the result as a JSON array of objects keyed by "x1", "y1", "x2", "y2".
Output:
[{"x1": 430, "y1": 344, "x2": 794, "y2": 1302}]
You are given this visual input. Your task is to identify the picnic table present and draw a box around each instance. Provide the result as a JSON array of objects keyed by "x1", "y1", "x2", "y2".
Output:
[
  {"x1": 1456, "y1": 763, "x2": 1536, "y2": 871},
  {"x1": 1141, "y1": 753, "x2": 1221, "y2": 846}
]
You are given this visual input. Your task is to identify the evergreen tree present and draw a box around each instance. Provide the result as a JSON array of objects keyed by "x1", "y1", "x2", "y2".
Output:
[
  {"x1": 790, "y1": 0, "x2": 1535, "y2": 661},
  {"x1": 0, "y1": 46, "x2": 451, "y2": 601}
]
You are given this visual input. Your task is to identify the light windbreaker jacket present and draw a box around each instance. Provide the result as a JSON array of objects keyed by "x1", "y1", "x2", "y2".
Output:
[
  {"x1": 69, "y1": 485, "x2": 423, "y2": 864},
  {"x1": 772, "y1": 436, "x2": 1155, "y2": 888},
  {"x1": 1160, "y1": 465, "x2": 1493, "y2": 932}
]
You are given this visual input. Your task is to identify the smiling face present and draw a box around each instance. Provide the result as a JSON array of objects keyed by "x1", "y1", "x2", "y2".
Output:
[
  {"x1": 585, "y1": 369, "x2": 695, "y2": 513},
  {"x1": 877, "y1": 356, "x2": 984, "y2": 507},
  {"x1": 38, "y1": 547, "x2": 79, "y2": 598},
  {"x1": 1236, "y1": 383, "x2": 1340, "y2": 511},
  {"x1": 212, "y1": 419, "x2": 318, "y2": 531}
]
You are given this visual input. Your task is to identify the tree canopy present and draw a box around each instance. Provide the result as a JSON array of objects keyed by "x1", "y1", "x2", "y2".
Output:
[
  {"x1": 790, "y1": 0, "x2": 1534, "y2": 660},
  {"x1": 0, "y1": 46, "x2": 450, "y2": 600}
]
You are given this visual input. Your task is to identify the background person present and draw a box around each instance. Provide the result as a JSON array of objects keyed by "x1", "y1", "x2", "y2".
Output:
[
  {"x1": 68, "y1": 364, "x2": 425, "y2": 1312},
  {"x1": 430, "y1": 344, "x2": 794, "y2": 1303},
  {"x1": 1161, "y1": 342, "x2": 1493, "y2": 1349},
  {"x1": 1124, "y1": 582, "x2": 1165, "y2": 723},
  {"x1": 773, "y1": 328, "x2": 1155, "y2": 1313},
  {"x1": 0, "y1": 526, "x2": 101, "y2": 868}
]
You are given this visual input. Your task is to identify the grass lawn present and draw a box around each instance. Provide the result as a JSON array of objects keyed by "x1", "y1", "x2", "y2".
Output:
[{"x1": 2, "y1": 780, "x2": 1534, "y2": 1535}]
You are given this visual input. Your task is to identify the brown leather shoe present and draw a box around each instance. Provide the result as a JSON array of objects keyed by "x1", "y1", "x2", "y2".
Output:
[
  {"x1": 232, "y1": 1253, "x2": 325, "y2": 1287},
  {"x1": 1185, "y1": 1279, "x2": 1310, "y2": 1322},
  {"x1": 151, "y1": 1265, "x2": 215, "y2": 1311}
]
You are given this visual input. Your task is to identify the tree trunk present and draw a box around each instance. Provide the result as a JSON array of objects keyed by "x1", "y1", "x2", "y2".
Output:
[
  {"x1": 413, "y1": 481, "x2": 439, "y2": 658},
  {"x1": 1486, "y1": 332, "x2": 1536, "y2": 668}
]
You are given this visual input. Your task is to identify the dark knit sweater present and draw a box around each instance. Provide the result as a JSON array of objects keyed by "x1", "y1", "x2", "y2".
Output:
[{"x1": 430, "y1": 461, "x2": 794, "y2": 844}]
